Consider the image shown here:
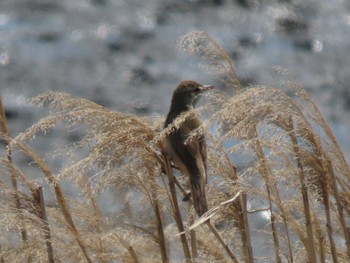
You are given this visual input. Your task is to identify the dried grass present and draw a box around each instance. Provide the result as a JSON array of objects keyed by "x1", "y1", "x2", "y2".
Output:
[{"x1": 1, "y1": 31, "x2": 350, "y2": 262}]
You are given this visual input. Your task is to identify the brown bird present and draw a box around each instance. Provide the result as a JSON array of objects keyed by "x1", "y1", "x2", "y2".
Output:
[{"x1": 163, "y1": 80, "x2": 213, "y2": 216}]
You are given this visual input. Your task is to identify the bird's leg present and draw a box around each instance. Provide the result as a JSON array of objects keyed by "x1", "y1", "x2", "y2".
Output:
[
  {"x1": 163, "y1": 161, "x2": 192, "y2": 201},
  {"x1": 182, "y1": 192, "x2": 192, "y2": 202},
  {"x1": 172, "y1": 176, "x2": 191, "y2": 201}
]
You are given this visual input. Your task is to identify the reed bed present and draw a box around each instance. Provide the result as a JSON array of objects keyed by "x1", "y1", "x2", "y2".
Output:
[{"x1": 0, "y1": 31, "x2": 349, "y2": 262}]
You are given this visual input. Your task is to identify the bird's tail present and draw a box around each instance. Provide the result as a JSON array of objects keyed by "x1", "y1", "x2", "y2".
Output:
[{"x1": 191, "y1": 178, "x2": 208, "y2": 217}]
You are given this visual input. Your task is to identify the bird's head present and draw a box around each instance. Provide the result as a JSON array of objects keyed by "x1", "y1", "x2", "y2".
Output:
[{"x1": 171, "y1": 80, "x2": 214, "y2": 109}]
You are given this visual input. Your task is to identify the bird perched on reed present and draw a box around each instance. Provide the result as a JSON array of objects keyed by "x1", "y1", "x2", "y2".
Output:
[{"x1": 163, "y1": 80, "x2": 213, "y2": 216}]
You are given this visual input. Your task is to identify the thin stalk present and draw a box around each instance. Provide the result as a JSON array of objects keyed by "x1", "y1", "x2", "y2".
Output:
[
  {"x1": 2, "y1": 156, "x2": 59, "y2": 262},
  {"x1": 287, "y1": 117, "x2": 318, "y2": 263},
  {"x1": 250, "y1": 183, "x2": 311, "y2": 250},
  {"x1": 239, "y1": 192, "x2": 253, "y2": 263},
  {"x1": 76, "y1": 174, "x2": 108, "y2": 263},
  {"x1": 150, "y1": 171, "x2": 168, "y2": 263},
  {"x1": 0, "y1": 241, "x2": 4, "y2": 263},
  {"x1": 253, "y1": 133, "x2": 282, "y2": 263},
  {"x1": 293, "y1": 113, "x2": 350, "y2": 261},
  {"x1": 336, "y1": 178, "x2": 350, "y2": 213},
  {"x1": 320, "y1": 164, "x2": 339, "y2": 263},
  {"x1": 321, "y1": 121, "x2": 350, "y2": 257},
  {"x1": 286, "y1": 91, "x2": 350, "y2": 259},
  {"x1": 10, "y1": 141, "x2": 93, "y2": 263},
  {"x1": 302, "y1": 91, "x2": 350, "y2": 182},
  {"x1": 183, "y1": 174, "x2": 198, "y2": 259},
  {"x1": 190, "y1": 211, "x2": 198, "y2": 259},
  {"x1": 326, "y1": 158, "x2": 350, "y2": 257},
  {"x1": 274, "y1": 193, "x2": 294, "y2": 263},
  {"x1": 127, "y1": 247, "x2": 139, "y2": 263},
  {"x1": 153, "y1": 200, "x2": 168, "y2": 263},
  {"x1": 285, "y1": 101, "x2": 344, "y2": 261},
  {"x1": 312, "y1": 210, "x2": 325, "y2": 263},
  {"x1": 298, "y1": 128, "x2": 344, "y2": 261},
  {"x1": 35, "y1": 187, "x2": 54, "y2": 263},
  {"x1": 206, "y1": 221, "x2": 239, "y2": 263},
  {"x1": 2, "y1": 156, "x2": 55, "y2": 262},
  {"x1": 222, "y1": 152, "x2": 253, "y2": 262},
  {"x1": 259, "y1": 167, "x2": 294, "y2": 263},
  {"x1": 115, "y1": 236, "x2": 139, "y2": 263},
  {"x1": 163, "y1": 153, "x2": 191, "y2": 260},
  {"x1": 0, "y1": 97, "x2": 28, "y2": 243}
]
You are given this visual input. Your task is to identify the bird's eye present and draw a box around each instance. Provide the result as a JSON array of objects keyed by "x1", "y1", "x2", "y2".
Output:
[{"x1": 194, "y1": 87, "x2": 201, "y2": 92}]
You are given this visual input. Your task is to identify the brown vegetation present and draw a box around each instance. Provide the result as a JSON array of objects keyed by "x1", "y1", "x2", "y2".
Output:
[{"x1": 1, "y1": 31, "x2": 350, "y2": 262}]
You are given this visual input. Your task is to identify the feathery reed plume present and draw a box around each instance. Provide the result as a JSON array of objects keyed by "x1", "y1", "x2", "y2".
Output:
[{"x1": 177, "y1": 31, "x2": 243, "y2": 91}]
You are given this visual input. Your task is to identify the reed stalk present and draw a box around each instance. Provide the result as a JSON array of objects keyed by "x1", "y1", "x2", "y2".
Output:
[
  {"x1": 150, "y1": 170, "x2": 169, "y2": 263},
  {"x1": 253, "y1": 129, "x2": 282, "y2": 263},
  {"x1": 224, "y1": 152, "x2": 253, "y2": 263},
  {"x1": 206, "y1": 221, "x2": 239, "y2": 263},
  {"x1": 286, "y1": 116, "x2": 318, "y2": 263},
  {"x1": 9, "y1": 140, "x2": 93, "y2": 263},
  {"x1": 36, "y1": 187, "x2": 54, "y2": 263},
  {"x1": 239, "y1": 192, "x2": 253, "y2": 263},
  {"x1": 162, "y1": 153, "x2": 192, "y2": 260},
  {"x1": 0, "y1": 97, "x2": 28, "y2": 244}
]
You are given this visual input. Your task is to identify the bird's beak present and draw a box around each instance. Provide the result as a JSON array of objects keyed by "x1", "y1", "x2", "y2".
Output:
[{"x1": 201, "y1": 85, "x2": 215, "y2": 91}]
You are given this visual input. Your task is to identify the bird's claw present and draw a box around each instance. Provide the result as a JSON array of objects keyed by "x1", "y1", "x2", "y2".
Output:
[{"x1": 182, "y1": 191, "x2": 191, "y2": 202}]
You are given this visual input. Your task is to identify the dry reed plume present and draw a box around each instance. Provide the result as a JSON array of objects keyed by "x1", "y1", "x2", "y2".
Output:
[{"x1": 1, "y1": 31, "x2": 350, "y2": 262}]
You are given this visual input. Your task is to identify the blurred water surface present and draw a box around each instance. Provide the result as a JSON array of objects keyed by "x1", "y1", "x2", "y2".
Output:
[{"x1": 1, "y1": 0, "x2": 350, "y2": 133}]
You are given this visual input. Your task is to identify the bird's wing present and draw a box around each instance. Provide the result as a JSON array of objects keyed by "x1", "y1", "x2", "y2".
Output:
[
  {"x1": 198, "y1": 134, "x2": 208, "y2": 183},
  {"x1": 169, "y1": 128, "x2": 209, "y2": 216},
  {"x1": 169, "y1": 127, "x2": 206, "y2": 185}
]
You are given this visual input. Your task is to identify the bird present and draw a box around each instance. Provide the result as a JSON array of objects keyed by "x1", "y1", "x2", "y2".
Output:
[{"x1": 163, "y1": 80, "x2": 214, "y2": 216}]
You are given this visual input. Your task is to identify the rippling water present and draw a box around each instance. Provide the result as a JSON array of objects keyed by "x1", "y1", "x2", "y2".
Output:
[{"x1": 2, "y1": 1, "x2": 350, "y2": 121}]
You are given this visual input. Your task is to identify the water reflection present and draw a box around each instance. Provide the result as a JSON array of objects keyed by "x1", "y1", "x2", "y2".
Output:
[{"x1": 0, "y1": 53, "x2": 9, "y2": 65}]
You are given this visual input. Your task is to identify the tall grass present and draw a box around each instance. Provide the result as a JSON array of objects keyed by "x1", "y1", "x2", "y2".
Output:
[{"x1": 1, "y1": 31, "x2": 350, "y2": 262}]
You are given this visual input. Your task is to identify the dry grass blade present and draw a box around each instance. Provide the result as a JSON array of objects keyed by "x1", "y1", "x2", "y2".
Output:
[
  {"x1": 178, "y1": 191, "x2": 242, "y2": 233},
  {"x1": 177, "y1": 191, "x2": 241, "y2": 262}
]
